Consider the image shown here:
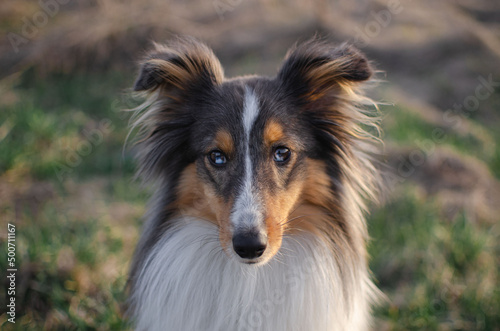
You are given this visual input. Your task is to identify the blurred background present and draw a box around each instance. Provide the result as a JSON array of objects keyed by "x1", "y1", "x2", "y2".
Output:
[{"x1": 1, "y1": 0, "x2": 499, "y2": 329}]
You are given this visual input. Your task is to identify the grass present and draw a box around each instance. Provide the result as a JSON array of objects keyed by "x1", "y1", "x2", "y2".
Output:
[
  {"x1": 0, "y1": 70, "x2": 142, "y2": 330},
  {"x1": 0, "y1": 69, "x2": 136, "y2": 181},
  {"x1": 1, "y1": 70, "x2": 499, "y2": 330},
  {"x1": 369, "y1": 188, "x2": 500, "y2": 330},
  {"x1": 1, "y1": 196, "x2": 137, "y2": 330},
  {"x1": 382, "y1": 104, "x2": 498, "y2": 173}
]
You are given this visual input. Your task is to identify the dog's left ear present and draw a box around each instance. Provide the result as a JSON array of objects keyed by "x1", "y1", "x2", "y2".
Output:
[
  {"x1": 277, "y1": 40, "x2": 372, "y2": 99},
  {"x1": 133, "y1": 37, "x2": 224, "y2": 93}
]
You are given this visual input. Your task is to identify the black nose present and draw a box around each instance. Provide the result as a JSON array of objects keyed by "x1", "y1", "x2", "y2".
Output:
[{"x1": 232, "y1": 232, "x2": 267, "y2": 259}]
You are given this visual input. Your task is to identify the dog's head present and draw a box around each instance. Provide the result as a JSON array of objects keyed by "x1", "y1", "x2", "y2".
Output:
[{"x1": 132, "y1": 37, "x2": 375, "y2": 265}]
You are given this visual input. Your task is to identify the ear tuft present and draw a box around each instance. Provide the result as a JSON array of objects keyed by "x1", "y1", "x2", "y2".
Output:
[
  {"x1": 133, "y1": 60, "x2": 167, "y2": 91},
  {"x1": 133, "y1": 37, "x2": 224, "y2": 92},
  {"x1": 277, "y1": 39, "x2": 372, "y2": 96},
  {"x1": 334, "y1": 44, "x2": 372, "y2": 82}
]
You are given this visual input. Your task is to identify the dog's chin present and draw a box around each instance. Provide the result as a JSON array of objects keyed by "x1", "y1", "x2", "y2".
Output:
[
  {"x1": 232, "y1": 253, "x2": 275, "y2": 267},
  {"x1": 238, "y1": 258, "x2": 268, "y2": 267}
]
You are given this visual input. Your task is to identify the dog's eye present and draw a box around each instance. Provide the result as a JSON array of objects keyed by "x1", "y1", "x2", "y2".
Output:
[
  {"x1": 208, "y1": 150, "x2": 227, "y2": 167},
  {"x1": 273, "y1": 146, "x2": 291, "y2": 164}
]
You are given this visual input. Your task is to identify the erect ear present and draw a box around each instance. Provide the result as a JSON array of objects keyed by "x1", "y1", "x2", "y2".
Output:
[
  {"x1": 277, "y1": 39, "x2": 372, "y2": 99},
  {"x1": 133, "y1": 37, "x2": 224, "y2": 92}
]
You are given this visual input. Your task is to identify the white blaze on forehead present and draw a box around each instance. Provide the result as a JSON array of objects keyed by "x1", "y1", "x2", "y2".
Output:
[
  {"x1": 231, "y1": 87, "x2": 263, "y2": 231},
  {"x1": 242, "y1": 87, "x2": 260, "y2": 134}
]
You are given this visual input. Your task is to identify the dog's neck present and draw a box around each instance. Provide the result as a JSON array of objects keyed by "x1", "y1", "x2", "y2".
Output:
[{"x1": 130, "y1": 217, "x2": 374, "y2": 331}]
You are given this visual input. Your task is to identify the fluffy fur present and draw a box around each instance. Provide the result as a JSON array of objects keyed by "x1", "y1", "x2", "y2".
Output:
[{"x1": 127, "y1": 36, "x2": 381, "y2": 331}]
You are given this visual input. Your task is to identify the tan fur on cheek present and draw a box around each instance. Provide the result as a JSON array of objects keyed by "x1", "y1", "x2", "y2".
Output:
[
  {"x1": 287, "y1": 159, "x2": 340, "y2": 235},
  {"x1": 301, "y1": 159, "x2": 334, "y2": 208},
  {"x1": 175, "y1": 164, "x2": 214, "y2": 221},
  {"x1": 262, "y1": 178, "x2": 305, "y2": 258},
  {"x1": 175, "y1": 164, "x2": 233, "y2": 250}
]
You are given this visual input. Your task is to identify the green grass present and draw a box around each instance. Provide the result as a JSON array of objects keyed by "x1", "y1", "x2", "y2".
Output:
[
  {"x1": 375, "y1": 102, "x2": 500, "y2": 329},
  {"x1": 0, "y1": 201, "x2": 134, "y2": 330},
  {"x1": 0, "y1": 174, "x2": 145, "y2": 329},
  {"x1": 382, "y1": 105, "x2": 497, "y2": 168},
  {"x1": 1, "y1": 70, "x2": 499, "y2": 330},
  {"x1": 0, "y1": 70, "x2": 137, "y2": 181},
  {"x1": 369, "y1": 188, "x2": 500, "y2": 330},
  {"x1": 0, "y1": 70, "x2": 142, "y2": 330}
]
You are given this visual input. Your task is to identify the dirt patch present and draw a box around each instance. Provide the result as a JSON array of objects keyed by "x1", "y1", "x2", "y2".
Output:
[{"x1": 385, "y1": 145, "x2": 500, "y2": 223}]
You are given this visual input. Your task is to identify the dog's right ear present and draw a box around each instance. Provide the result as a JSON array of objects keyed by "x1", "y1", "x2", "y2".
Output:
[{"x1": 133, "y1": 38, "x2": 224, "y2": 93}]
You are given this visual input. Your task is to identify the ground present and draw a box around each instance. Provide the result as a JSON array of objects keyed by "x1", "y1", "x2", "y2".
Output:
[{"x1": 0, "y1": 0, "x2": 499, "y2": 330}]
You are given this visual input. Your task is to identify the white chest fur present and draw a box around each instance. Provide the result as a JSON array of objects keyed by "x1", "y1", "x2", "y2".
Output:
[{"x1": 131, "y1": 218, "x2": 372, "y2": 331}]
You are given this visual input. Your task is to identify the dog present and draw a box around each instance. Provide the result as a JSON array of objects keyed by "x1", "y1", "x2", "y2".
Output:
[{"x1": 127, "y1": 37, "x2": 381, "y2": 331}]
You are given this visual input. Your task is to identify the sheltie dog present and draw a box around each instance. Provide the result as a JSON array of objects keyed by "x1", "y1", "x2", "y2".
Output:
[{"x1": 127, "y1": 37, "x2": 381, "y2": 331}]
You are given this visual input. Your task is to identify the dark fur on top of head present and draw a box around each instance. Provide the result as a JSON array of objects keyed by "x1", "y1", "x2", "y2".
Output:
[{"x1": 127, "y1": 36, "x2": 381, "y2": 322}]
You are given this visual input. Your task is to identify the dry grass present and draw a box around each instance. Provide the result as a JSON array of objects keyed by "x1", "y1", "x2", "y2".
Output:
[{"x1": 1, "y1": 0, "x2": 500, "y2": 329}]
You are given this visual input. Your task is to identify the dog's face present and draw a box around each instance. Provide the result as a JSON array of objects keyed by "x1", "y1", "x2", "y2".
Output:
[
  {"x1": 133, "y1": 38, "x2": 372, "y2": 265},
  {"x1": 184, "y1": 81, "x2": 312, "y2": 265}
]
